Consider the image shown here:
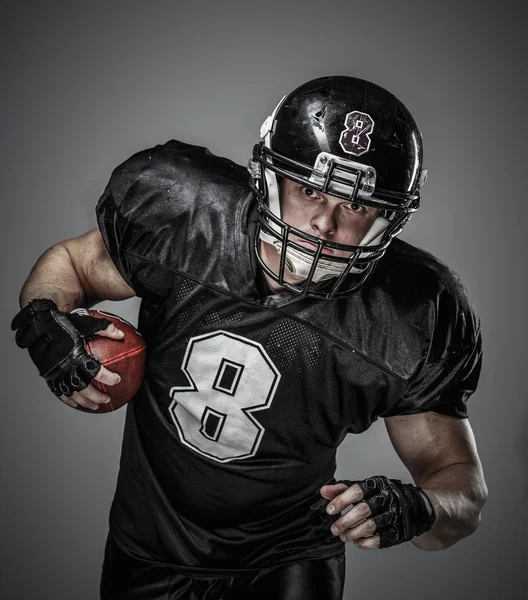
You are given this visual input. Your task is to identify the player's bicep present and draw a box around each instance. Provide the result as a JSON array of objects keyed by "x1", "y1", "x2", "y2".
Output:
[
  {"x1": 60, "y1": 228, "x2": 136, "y2": 306},
  {"x1": 384, "y1": 412, "x2": 483, "y2": 485}
]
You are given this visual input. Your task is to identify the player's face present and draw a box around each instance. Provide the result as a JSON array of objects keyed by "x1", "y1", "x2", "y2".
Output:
[{"x1": 259, "y1": 178, "x2": 380, "y2": 291}]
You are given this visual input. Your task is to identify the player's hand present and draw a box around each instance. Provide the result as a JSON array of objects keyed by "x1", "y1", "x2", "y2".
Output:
[
  {"x1": 11, "y1": 298, "x2": 125, "y2": 410},
  {"x1": 320, "y1": 476, "x2": 436, "y2": 549},
  {"x1": 59, "y1": 322, "x2": 123, "y2": 410}
]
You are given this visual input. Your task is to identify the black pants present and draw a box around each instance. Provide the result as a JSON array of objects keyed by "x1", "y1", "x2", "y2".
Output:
[{"x1": 100, "y1": 532, "x2": 346, "y2": 600}]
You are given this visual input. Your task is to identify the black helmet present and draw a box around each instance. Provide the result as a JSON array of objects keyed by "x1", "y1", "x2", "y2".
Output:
[{"x1": 248, "y1": 76, "x2": 427, "y2": 299}]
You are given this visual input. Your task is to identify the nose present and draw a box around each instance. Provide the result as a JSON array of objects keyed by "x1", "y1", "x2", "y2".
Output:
[{"x1": 310, "y1": 203, "x2": 337, "y2": 236}]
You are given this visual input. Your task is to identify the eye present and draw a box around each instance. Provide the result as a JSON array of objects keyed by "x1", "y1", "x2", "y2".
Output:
[
  {"x1": 345, "y1": 202, "x2": 365, "y2": 213},
  {"x1": 301, "y1": 186, "x2": 319, "y2": 199}
]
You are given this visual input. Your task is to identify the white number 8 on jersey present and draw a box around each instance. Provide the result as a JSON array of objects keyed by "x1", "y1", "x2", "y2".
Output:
[{"x1": 169, "y1": 331, "x2": 281, "y2": 463}]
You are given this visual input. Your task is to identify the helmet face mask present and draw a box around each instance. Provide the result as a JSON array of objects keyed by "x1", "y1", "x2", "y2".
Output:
[{"x1": 247, "y1": 76, "x2": 426, "y2": 300}]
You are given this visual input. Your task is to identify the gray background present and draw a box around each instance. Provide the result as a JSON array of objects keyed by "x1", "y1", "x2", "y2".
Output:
[{"x1": 2, "y1": 0, "x2": 526, "y2": 598}]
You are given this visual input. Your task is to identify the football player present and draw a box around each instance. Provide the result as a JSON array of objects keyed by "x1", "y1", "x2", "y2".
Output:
[{"x1": 11, "y1": 76, "x2": 487, "y2": 599}]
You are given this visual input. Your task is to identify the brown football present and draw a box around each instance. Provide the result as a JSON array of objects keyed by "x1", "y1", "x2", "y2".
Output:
[{"x1": 76, "y1": 309, "x2": 146, "y2": 413}]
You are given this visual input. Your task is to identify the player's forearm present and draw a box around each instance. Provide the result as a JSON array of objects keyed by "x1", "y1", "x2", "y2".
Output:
[
  {"x1": 412, "y1": 463, "x2": 488, "y2": 551},
  {"x1": 18, "y1": 244, "x2": 87, "y2": 311}
]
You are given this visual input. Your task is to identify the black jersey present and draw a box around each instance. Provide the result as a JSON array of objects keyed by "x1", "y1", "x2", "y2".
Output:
[{"x1": 95, "y1": 140, "x2": 482, "y2": 575}]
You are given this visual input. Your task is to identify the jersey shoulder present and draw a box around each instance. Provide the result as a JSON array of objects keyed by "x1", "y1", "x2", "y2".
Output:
[
  {"x1": 97, "y1": 138, "x2": 251, "y2": 245},
  {"x1": 107, "y1": 139, "x2": 250, "y2": 209},
  {"x1": 95, "y1": 140, "x2": 251, "y2": 296},
  {"x1": 375, "y1": 238, "x2": 481, "y2": 359}
]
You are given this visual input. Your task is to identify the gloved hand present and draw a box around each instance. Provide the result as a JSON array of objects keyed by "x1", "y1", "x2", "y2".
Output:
[
  {"x1": 11, "y1": 298, "x2": 122, "y2": 411},
  {"x1": 320, "y1": 475, "x2": 436, "y2": 549}
]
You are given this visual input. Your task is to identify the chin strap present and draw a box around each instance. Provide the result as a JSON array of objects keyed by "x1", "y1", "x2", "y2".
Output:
[{"x1": 259, "y1": 216, "x2": 390, "y2": 282}]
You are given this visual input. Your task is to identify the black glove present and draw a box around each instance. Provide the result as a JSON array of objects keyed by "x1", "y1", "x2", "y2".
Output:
[
  {"x1": 11, "y1": 298, "x2": 111, "y2": 398},
  {"x1": 336, "y1": 475, "x2": 435, "y2": 548}
]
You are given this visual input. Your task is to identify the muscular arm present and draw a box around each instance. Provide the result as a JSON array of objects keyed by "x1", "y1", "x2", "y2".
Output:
[
  {"x1": 384, "y1": 412, "x2": 488, "y2": 551},
  {"x1": 19, "y1": 228, "x2": 135, "y2": 310},
  {"x1": 15, "y1": 228, "x2": 136, "y2": 411}
]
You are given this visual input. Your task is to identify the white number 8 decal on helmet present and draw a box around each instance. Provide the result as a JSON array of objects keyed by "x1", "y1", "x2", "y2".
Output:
[
  {"x1": 339, "y1": 111, "x2": 375, "y2": 157},
  {"x1": 169, "y1": 331, "x2": 281, "y2": 463}
]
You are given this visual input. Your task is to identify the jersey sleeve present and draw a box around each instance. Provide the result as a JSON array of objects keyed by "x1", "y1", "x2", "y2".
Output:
[
  {"x1": 95, "y1": 145, "x2": 181, "y2": 298},
  {"x1": 380, "y1": 277, "x2": 483, "y2": 420},
  {"x1": 95, "y1": 151, "x2": 144, "y2": 293},
  {"x1": 95, "y1": 139, "x2": 251, "y2": 301}
]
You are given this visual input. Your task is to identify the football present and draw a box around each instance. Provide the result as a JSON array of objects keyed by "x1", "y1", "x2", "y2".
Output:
[{"x1": 74, "y1": 309, "x2": 147, "y2": 413}]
